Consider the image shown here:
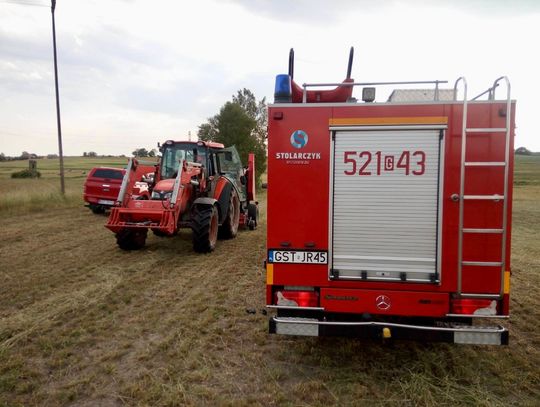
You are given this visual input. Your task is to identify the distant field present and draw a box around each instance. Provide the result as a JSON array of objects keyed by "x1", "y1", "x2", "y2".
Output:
[
  {"x1": 0, "y1": 155, "x2": 538, "y2": 405},
  {"x1": 513, "y1": 154, "x2": 540, "y2": 186},
  {"x1": 0, "y1": 157, "x2": 129, "y2": 214}
]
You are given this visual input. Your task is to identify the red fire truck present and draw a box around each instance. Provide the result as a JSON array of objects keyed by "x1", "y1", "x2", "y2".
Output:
[{"x1": 265, "y1": 48, "x2": 515, "y2": 345}]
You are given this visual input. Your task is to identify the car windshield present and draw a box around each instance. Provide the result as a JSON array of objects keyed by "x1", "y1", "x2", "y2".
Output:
[
  {"x1": 92, "y1": 168, "x2": 124, "y2": 180},
  {"x1": 161, "y1": 143, "x2": 207, "y2": 179}
]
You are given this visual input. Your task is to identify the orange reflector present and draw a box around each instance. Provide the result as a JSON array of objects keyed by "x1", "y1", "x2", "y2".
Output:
[
  {"x1": 504, "y1": 271, "x2": 510, "y2": 294},
  {"x1": 266, "y1": 263, "x2": 274, "y2": 285}
]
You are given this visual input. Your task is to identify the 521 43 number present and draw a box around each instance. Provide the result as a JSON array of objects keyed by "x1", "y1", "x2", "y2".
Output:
[{"x1": 343, "y1": 150, "x2": 426, "y2": 176}]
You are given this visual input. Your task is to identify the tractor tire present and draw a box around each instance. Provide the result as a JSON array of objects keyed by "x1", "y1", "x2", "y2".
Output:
[
  {"x1": 151, "y1": 229, "x2": 169, "y2": 237},
  {"x1": 219, "y1": 189, "x2": 240, "y2": 239},
  {"x1": 116, "y1": 228, "x2": 147, "y2": 250},
  {"x1": 247, "y1": 202, "x2": 259, "y2": 230},
  {"x1": 192, "y1": 205, "x2": 219, "y2": 253}
]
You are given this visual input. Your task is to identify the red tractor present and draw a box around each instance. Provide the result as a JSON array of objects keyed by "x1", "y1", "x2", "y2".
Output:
[{"x1": 105, "y1": 140, "x2": 258, "y2": 252}]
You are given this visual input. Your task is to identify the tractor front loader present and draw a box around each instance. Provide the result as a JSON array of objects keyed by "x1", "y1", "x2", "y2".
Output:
[{"x1": 105, "y1": 140, "x2": 258, "y2": 252}]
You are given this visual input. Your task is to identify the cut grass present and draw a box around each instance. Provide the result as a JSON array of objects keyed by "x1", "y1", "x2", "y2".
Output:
[{"x1": 0, "y1": 155, "x2": 538, "y2": 405}]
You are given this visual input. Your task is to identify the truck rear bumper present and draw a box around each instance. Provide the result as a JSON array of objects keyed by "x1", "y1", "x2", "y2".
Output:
[{"x1": 269, "y1": 317, "x2": 508, "y2": 345}]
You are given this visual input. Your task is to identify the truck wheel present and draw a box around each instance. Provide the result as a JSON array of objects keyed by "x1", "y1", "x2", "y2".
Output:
[
  {"x1": 116, "y1": 228, "x2": 147, "y2": 250},
  {"x1": 248, "y1": 202, "x2": 259, "y2": 230},
  {"x1": 192, "y1": 205, "x2": 218, "y2": 253},
  {"x1": 219, "y1": 189, "x2": 240, "y2": 239},
  {"x1": 90, "y1": 204, "x2": 104, "y2": 214}
]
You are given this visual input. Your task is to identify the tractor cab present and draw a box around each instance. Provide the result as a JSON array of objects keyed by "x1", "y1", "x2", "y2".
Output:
[
  {"x1": 158, "y1": 140, "x2": 222, "y2": 180},
  {"x1": 154, "y1": 140, "x2": 245, "y2": 201}
]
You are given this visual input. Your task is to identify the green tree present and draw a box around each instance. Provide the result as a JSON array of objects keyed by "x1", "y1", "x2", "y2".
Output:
[
  {"x1": 198, "y1": 89, "x2": 267, "y2": 183},
  {"x1": 232, "y1": 88, "x2": 267, "y2": 144},
  {"x1": 197, "y1": 116, "x2": 219, "y2": 141},
  {"x1": 132, "y1": 148, "x2": 149, "y2": 157},
  {"x1": 515, "y1": 146, "x2": 531, "y2": 155}
]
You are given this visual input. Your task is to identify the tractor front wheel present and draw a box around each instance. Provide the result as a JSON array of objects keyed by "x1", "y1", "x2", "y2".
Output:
[
  {"x1": 116, "y1": 228, "x2": 147, "y2": 250},
  {"x1": 219, "y1": 189, "x2": 240, "y2": 239},
  {"x1": 192, "y1": 205, "x2": 219, "y2": 253}
]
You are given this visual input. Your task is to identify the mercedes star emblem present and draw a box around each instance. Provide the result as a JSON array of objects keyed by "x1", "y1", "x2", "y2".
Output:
[{"x1": 375, "y1": 295, "x2": 391, "y2": 310}]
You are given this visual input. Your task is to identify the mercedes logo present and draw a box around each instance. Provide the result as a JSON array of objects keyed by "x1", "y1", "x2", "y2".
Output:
[{"x1": 375, "y1": 295, "x2": 391, "y2": 311}]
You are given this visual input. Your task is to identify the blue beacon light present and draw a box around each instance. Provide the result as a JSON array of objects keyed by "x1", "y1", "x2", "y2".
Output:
[{"x1": 274, "y1": 74, "x2": 292, "y2": 103}]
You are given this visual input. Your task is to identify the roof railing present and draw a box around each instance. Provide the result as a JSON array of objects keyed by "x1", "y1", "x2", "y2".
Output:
[{"x1": 300, "y1": 80, "x2": 448, "y2": 103}]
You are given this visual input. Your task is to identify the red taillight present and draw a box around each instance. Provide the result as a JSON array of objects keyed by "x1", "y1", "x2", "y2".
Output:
[
  {"x1": 274, "y1": 290, "x2": 318, "y2": 308},
  {"x1": 451, "y1": 298, "x2": 496, "y2": 315}
]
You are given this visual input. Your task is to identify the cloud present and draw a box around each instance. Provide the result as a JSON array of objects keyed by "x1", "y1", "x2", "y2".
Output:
[
  {"x1": 448, "y1": 0, "x2": 540, "y2": 16},
  {"x1": 227, "y1": 0, "x2": 375, "y2": 24},
  {"x1": 228, "y1": 0, "x2": 540, "y2": 23},
  {"x1": 1, "y1": 0, "x2": 539, "y2": 155}
]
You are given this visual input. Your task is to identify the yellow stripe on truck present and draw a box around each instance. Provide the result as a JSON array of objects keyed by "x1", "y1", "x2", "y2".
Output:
[
  {"x1": 266, "y1": 263, "x2": 274, "y2": 285},
  {"x1": 329, "y1": 116, "x2": 449, "y2": 126},
  {"x1": 504, "y1": 271, "x2": 511, "y2": 294}
]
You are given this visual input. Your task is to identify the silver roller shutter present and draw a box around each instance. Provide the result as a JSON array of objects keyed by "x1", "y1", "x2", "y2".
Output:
[{"x1": 331, "y1": 129, "x2": 442, "y2": 283}]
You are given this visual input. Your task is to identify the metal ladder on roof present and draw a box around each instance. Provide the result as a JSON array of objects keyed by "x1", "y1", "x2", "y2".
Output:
[{"x1": 453, "y1": 77, "x2": 512, "y2": 299}]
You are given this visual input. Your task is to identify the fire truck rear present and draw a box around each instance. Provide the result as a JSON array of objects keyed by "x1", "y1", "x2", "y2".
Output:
[{"x1": 265, "y1": 48, "x2": 515, "y2": 345}]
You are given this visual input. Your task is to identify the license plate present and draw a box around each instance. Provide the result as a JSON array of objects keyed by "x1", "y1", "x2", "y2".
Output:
[
  {"x1": 268, "y1": 250, "x2": 328, "y2": 264},
  {"x1": 97, "y1": 199, "x2": 114, "y2": 205}
]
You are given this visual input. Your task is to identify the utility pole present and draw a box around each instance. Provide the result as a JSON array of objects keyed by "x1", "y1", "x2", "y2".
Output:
[{"x1": 51, "y1": 0, "x2": 65, "y2": 195}]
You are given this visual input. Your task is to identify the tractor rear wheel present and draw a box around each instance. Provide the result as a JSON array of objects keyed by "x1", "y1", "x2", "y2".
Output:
[
  {"x1": 247, "y1": 202, "x2": 259, "y2": 230},
  {"x1": 192, "y1": 205, "x2": 219, "y2": 253},
  {"x1": 219, "y1": 189, "x2": 240, "y2": 239},
  {"x1": 116, "y1": 228, "x2": 147, "y2": 250}
]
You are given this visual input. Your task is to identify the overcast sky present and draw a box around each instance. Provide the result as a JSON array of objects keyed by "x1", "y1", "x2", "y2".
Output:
[{"x1": 1, "y1": 0, "x2": 539, "y2": 156}]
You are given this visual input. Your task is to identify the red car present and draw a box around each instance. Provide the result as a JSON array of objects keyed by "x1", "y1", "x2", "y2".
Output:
[
  {"x1": 83, "y1": 167, "x2": 152, "y2": 214},
  {"x1": 83, "y1": 167, "x2": 126, "y2": 214}
]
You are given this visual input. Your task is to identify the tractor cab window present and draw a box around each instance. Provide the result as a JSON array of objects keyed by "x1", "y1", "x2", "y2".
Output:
[
  {"x1": 217, "y1": 146, "x2": 242, "y2": 177},
  {"x1": 161, "y1": 143, "x2": 207, "y2": 179}
]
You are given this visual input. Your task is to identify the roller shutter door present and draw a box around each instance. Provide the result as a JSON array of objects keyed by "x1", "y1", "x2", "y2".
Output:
[{"x1": 331, "y1": 129, "x2": 442, "y2": 283}]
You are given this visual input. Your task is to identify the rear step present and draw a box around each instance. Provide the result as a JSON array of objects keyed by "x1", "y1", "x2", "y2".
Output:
[{"x1": 270, "y1": 317, "x2": 508, "y2": 345}]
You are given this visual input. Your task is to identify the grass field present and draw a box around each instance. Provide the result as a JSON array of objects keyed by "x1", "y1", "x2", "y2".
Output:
[
  {"x1": 0, "y1": 157, "x2": 128, "y2": 214},
  {"x1": 0, "y1": 156, "x2": 539, "y2": 406}
]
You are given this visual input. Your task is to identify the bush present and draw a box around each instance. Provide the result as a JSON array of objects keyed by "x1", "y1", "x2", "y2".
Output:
[
  {"x1": 515, "y1": 147, "x2": 532, "y2": 155},
  {"x1": 11, "y1": 169, "x2": 41, "y2": 179}
]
